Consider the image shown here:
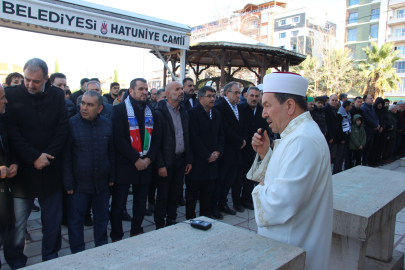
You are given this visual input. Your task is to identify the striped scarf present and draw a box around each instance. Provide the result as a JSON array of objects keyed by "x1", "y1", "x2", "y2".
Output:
[{"x1": 125, "y1": 97, "x2": 153, "y2": 156}]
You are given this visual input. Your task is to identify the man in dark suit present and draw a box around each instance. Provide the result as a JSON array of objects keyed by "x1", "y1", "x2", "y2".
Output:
[
  {"x1": 232, "y1": 86, "x2": 270, "y2": 212},
  {"x1": 324, "y1": 94, "x2": 340, "y2": 164},
  {"x1": 69, "y1": 78, "x2": 89, "y2": 105},
  {"x1": 182, "y1": 78, "x2": 198, "y2": 111},
  {"x1": 0, "y1": 84, "x2": 20, "y2": 269},
  {"x1": 154, "y1": 81, "x2": 192, "y2": 229},
  {"x1": 186, "y1": 86, "x2": 225, "y2": 220},
  {"x1": 2, "y1": 58, "x2": 70, "y2": 267},
  {"x1": 110, "y1": 78, "x2": 160, "y2": 241},
  {"x1": 212, "y1": 82, "x2": 247, "y2": 220}
]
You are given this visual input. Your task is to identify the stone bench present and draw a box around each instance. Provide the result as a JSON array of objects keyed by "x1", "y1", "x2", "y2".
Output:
[
  {"x1": 329, "y1": 166, "x2": 405, "y2": 270},
  {"x1": 25, "y1": 217, "x2": 306, "y2": 270}
]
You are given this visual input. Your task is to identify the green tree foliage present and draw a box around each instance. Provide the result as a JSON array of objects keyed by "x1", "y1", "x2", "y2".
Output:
[
  {"x1": 359, "y1": 42, "x2": 401, "y2": 97},
  {"x1": 114, "y1": 68, "x2": 119, "y2": 83},
  {"x1": 54, "y1": 58, "x2": 59, "y2": 73}
]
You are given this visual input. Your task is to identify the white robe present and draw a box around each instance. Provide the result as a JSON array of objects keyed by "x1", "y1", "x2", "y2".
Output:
[{"x1": 252, "y1": 111, "x2": 333, "y2": 270}]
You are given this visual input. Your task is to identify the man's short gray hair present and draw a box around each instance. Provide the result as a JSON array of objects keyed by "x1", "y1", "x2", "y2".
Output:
[
  {"x1": 247, "y1": 86, "x2": 260, "y2": 96},
  {"x1": 83, "y1": 90, "x2": 103, "y2": 106},
  {"x1": 156, "y1": 88, "x2": 165, "y2": 98},
  {"x1": 23, "y1": 58, "x2": 48, "y2": 80},
  {"x1": 86, "y1": 80, "x2": 101, "y2": 91},
  {"x1": 224, "y1": 82, "x2": 238, "y2": 94}
]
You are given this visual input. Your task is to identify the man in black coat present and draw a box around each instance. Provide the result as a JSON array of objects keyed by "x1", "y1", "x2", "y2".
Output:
[
  {"x1": 186, "y1": 86, "x2": 225, "y2": 220},
  {"x1": 103, "y1": 82, "x2": 120, "y2": 105},
  {"x1": 350, "y1": 96, "x2": 364, "y2": 123},
  {"x1": 62, "y1": 91, "x2": 114, "y2": 253},
  {"x1": 110, "y1": 78, "x2": 160, "y2": 241},
  {"x1": 232, "y1": 86, "x2": 269, "y2": 212},
  {"x1": 324, "y1": 95, "x2": 340, "y2": 163},
  {"x1": 154, "y1": 81, "x2": 192, "y2": 229},
  {"x1": 1, "y1": 58, "x2": 69, "y2": 267},
  {"x1": 0, "y1": 84, "x2": 20, "y2": 269},
  {"x1": 212, "y1": 82, "x2": 247, "y2": 220},
  {"x1": 49, "y1": 73, "x2": 76, "y2": 118},
  {"x1": 69, "y1": 78, "x2": 89, "y2": 105},
  {"x1": 181, "y1": 78, "x2": 198, "y2": 111}
]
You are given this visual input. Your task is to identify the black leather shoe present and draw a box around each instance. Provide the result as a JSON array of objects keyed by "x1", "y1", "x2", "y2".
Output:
[
  {"x1": 122, "y1": 209, "x2": 132, "y2": 221},
  {"x1": 32, "y1": 204, "x2": 40, "y2": 212},
  {"x1": 233, "y1": 203, "x2": 244, "y2": 213},
  {"x1": 178, "y1": 197, "x2": 186, "y2": 207},
  {"x1": 84, "y1": 214, "x2": 93, "y2": 227},
  {"x1": 145, "y1": 209, "x2": 153, "y2": 216},
  {"x1": 211, "y1": 210, "x2": 223, "y2": 220},
  {"x1": 165, "y1": 220, "x2": 178, "y2": 227},
  {"x1": 242, "y1": 201, "x2": 254, "y2": 210},
  {"x1": 219, "y1": 205, "x2": 236, "y2": 215}
]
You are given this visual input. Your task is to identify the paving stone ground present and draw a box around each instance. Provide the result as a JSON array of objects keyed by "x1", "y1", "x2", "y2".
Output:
[{"x1": 1, "y1": 160, "x2": 404, "y2": 269}]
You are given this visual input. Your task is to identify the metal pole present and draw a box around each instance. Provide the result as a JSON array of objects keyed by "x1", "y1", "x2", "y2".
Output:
[
  {"x1": 153, "y1": 46, "x2": 178, "y2": 82},
  {"x1": 180, "y1": 49, "x2": 186, "y2": 83}
]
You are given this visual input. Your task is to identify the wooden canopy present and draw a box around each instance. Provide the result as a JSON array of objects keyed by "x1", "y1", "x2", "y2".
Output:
[{"x1": 151, "y1": 29, "x2": 307, "y2": 88}]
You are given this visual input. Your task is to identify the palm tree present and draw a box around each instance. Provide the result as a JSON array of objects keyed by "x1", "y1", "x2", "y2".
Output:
[{"x1": 359, "y1": 42, "x2": 401, "y2": 97}]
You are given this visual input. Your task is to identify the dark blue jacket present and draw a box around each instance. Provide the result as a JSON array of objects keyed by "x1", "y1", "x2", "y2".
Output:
[
  {"x1": 361, "y1": 103, "x2": 379, "y2": 134},
  {"x1": 62, "y1": 114, "x2": 115, "y2": 194},
  {"x1": 111, "y1": 97, "x2": 160, "y2": 185}
]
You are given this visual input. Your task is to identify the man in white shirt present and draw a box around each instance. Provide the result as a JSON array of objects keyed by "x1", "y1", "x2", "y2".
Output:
[{"x1": 251, "y1": 72, "x2": 333, "y2": 270}]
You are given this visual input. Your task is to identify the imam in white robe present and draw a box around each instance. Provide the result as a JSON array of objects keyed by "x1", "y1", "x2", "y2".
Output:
[{"x1": 252, "y1": 111, "x2": 333, "y2": 270}]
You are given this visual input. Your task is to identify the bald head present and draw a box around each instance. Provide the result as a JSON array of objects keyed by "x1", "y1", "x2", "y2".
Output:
[
  {"x1": 166, "y1": 81, "x2": 184, "y2": 105},
  {"x1": 329, "y1": 94, "x2": 338, "y2": 107}
]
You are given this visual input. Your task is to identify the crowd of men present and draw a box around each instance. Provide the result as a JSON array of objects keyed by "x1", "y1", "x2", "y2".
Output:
[{"x1": 1, "y1": 58, "x2": 404, "y2": 269}]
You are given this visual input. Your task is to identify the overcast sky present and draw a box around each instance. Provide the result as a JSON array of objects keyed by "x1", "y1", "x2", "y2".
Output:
[{"x1": 0, "y1": 0, "x2": 345, "y2": 89}]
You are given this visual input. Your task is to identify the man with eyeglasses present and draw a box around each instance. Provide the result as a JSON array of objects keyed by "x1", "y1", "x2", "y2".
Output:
[
  {"x1": 232, "y1": 86, "x2": 271, "y2": 212},
  {"x1": 211, "y1": 82, "x2": 247, "y2": 219},
  {"x1": 186, "y1": 86, "x2": 225, "y2": 220}
]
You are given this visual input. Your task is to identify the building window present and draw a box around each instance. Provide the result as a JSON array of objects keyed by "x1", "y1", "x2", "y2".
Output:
[
  {"x1": 398, "y1": 9, "x2": 405, "y2": 18},
  {"x1": 399, "y1": 78, "x2": 405, "y2": 92},
  {"x1": 347, "y1": 46, "x2": 356, "y2": 59},
  {"x1": 397, "y1": 46, "x2": 405, "y2": 55},
  {"x1": 349, "y1": 13, "x2": 358, "y2": 24},
  {"x1": 291, "y1": 44, "x2": 297, "y2": 51},
  {"x1": 292, "y1": 17, "x2": 300, "y2": 23},
  {"x1": 371, "y1": 8, "x2": 379, "y2": 20},
  {"x1": 309, "y1": 31, "x2": 314, "y2": 37},
  {"x1": 291, "y1": 30, "x2": 299, "y2": 36},
  {"x1": 396, "y1": 28, "x2": 405, "y2": 37},
  {"x1": 261, "y1": 13, "x2": 269, "y2": 23},
  {"x1": 396, "y1": 61, "x2": 405, "y2": 73},
  {"x1": 279, "y1": 32, "x2": 286, "y2": 38},
  {"x1": 325, "y1": 23, "x2": 330, "y2": 29},
  {"x1": 348, "y1": 28, "x2": 357, "y2": 42},
  {"x1": 349, "y1": 0, "x2": 359, "y2": 6},
  {"x1": 370, "y1": 24, "x2": 378, "y2": 38},
  {"x1": 280, "y1": 19, "x2": 286, "y2": 25}
]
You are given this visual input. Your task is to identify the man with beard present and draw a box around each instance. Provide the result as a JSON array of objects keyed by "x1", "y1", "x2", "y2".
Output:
[
  {"x1": 154, "y1": 81, "x2": 192, "y2": 229},
  {"x1": 324, "y1": 95, "x2": 340, "y2": 166},
  {"x1": 361, "y1": 94, "x2": 380, "y2": 166},
  {"x1": 103, "y1": 82, "x2": 120, "y2": 105},
  {"x1": 149, "y1": 88, "x2": 158, "y2": 107},
  {"x1": 312, "y1": 97, "x2": 327, "y2": 136},
  {"x1": 70, "y1": 78, "x2": 89, "y2": 105},
  {"x1": 307, "y1": 97, "x2": 315, "y2": 112},
  {"x1": 110, "y1": 78, "x2": 160, "y2": 241},
  {"x1": 182, "y1": 78, "x2": 198, "y2": 111},
  {"x1": 232, "y1": 86, "x2": 269, "y2": 211}
]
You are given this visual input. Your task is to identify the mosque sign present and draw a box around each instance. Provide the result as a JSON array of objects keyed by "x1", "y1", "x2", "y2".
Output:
[{"x1": 0, "y1": 0, "x2": 190, "y2": 50}]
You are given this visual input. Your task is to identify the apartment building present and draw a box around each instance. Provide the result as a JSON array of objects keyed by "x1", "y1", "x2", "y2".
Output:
[{"x1": 190, "y1": 1, "x2": 336, "y2": 57}]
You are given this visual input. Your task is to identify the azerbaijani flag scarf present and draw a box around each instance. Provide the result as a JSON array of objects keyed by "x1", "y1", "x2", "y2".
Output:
[{"x1": 125, "y1": 96, "x2": 153, "y2": 156}]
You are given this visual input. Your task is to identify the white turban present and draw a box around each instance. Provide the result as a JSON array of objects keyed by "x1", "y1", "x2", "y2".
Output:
[{"x1": 263, "y1": 72, "x2": 308, "y2": 97}]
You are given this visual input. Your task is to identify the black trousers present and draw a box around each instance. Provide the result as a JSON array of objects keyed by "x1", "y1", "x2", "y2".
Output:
[
  {"x1": 110, "y1": 183, "x2": 149, "y2": 241},
  {"x1": 154, "y1": 156, "x2": 186, "y2": 229},
  {"x1": 351, "y1": 150, "x2": 363, "y2": 167},
  {"x1": 185, "y1": 178, "x2": 215, "y2": 220},
  {"x1": 370, "y1": 132, "x2": 384, "y2": 163},
  {"x1": 148, "y1": 165, "x2": 158, "y2": 205},
  {"x1": 232, "y1": 165, "x2": 254, "y2": 205},
  {"x1": 362, "y1": 133, "x2": 374, "y2": 165},
  {"x1": 211, "y1": 165, "x2": 238, "y2": 211}
]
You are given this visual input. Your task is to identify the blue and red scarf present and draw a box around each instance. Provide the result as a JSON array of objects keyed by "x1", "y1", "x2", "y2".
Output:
[{"x1": 125, "y1": 97, "x2": 153, "y2": 156}]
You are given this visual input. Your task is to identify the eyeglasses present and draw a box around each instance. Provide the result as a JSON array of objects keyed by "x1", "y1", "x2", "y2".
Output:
[
  {"x1": 203, "y1": 95, "x2": 216, "y2": 99},
  {"x1": 229, "y1": 91, "x2": 241, "y2": 95}
]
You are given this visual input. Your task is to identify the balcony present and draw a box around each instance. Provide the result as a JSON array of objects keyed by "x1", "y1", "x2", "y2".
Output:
[
  {"x1": 388, "y1": 13, "x2": 405, "y2": 25},
  {"x1": 387, "y1": 32, "x2": 405, "y2": 42},
  {"x1": 390, "y1": 0, "x2": 405, "y2": 9}
]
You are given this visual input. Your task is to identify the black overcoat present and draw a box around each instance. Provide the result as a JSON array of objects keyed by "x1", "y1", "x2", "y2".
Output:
[
  {"x1": 1, "y1": 80, "x2": 69, "y2": 198},
  {"x1": 187, "y1": 103, "x2": 225, "y2": 180}
]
